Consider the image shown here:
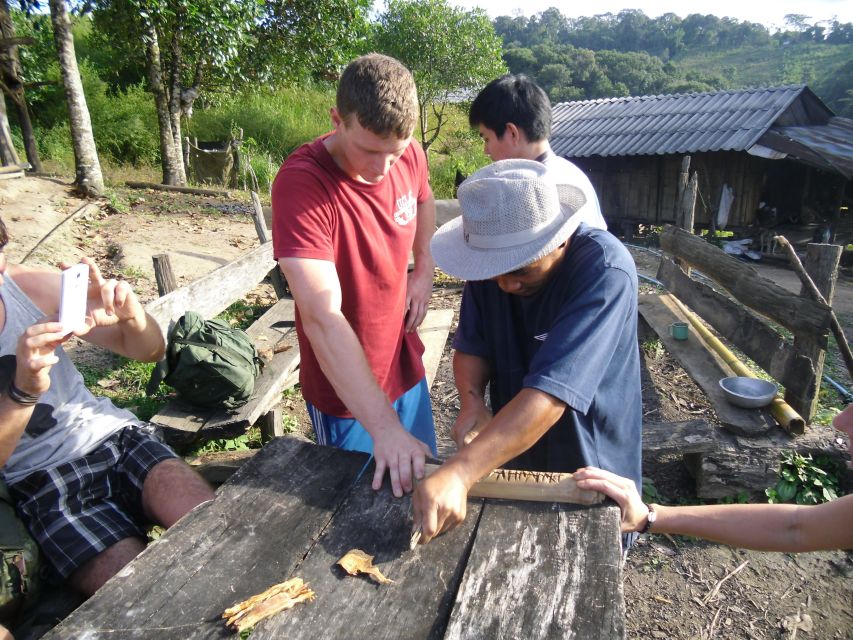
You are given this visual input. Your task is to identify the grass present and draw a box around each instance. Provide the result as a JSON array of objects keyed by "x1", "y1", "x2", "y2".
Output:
[
  {"x1": 29, "y1": 81, "x2": 490, "y2": 199},
  {"x1": 78, "y1": 358, "x2": 169, "y2": 422}
]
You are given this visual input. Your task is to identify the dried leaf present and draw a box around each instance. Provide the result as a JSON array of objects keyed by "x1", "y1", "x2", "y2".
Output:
[
  {"x1": 222, "y1": 577, "x2": 315, "y2": 633},
  {"x1": 337, "y1": 549, "x2": 394, "y2": 585}
]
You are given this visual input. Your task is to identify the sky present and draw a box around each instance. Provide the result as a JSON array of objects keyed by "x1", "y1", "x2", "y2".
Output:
[{"x1": 421, "y1": 1, "x2": 853, "y2": 31}]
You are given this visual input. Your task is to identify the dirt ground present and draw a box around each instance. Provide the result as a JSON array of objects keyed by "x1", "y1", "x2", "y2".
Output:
[{"x1": 2, "y1": 176, "x2": 852, "y2": 639}]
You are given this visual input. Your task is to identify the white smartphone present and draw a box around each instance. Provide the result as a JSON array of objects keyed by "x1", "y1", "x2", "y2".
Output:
[{"x1": 59, "y1": 263, "x2": 90, "y2": 334}]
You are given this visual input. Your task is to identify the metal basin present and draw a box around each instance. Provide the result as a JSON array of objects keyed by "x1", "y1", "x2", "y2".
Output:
[{"x1": 719, "y1": 376, "x2": 778, "y2": 409}]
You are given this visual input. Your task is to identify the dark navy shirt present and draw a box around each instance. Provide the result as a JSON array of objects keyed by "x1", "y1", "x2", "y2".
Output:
[{"x1": 453, "y1": 224, "x2": 642, "y2": 491}]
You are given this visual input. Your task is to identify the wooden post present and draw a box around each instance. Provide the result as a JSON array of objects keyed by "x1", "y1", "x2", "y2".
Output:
[
  {"x1": 250, "y1": 190, "x2": 288, "y2": 299},
  {"x1": 674, "y1": 156, "x2": 696, "y2": 276},
  {"x1": 785, "y1": 242, "x2": 845, "y2": 422},
  {"x1": 250, "y1": 191, "x2": 270, "y2": 243},
  {"x1": 675, "y1": 156, "x2": 689, "y2": 226},
  {"x1": 259, "y1": 405, "x2": 284, "y2": 443},
  {"x1": 152, "y1": 253, "x2": 178, "y2": 296}
]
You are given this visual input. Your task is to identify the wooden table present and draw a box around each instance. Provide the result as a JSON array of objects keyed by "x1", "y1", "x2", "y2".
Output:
[{"x1": 43, "y1": 437, "x2": 625, "y2": 639}]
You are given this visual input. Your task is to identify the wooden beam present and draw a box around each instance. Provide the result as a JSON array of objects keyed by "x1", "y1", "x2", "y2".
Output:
[
  {"x1": 656, "y1": 257, "x2": 816, "y2": 395},
  {"x1": 145, "y1": 242, "x2": 276, "y2": 341},
  {"x1": 426, "y1": 464, "x2": 603, "y2": 505},
  {"x1": 659, "y1": 225, "x2": 831, "y2": 339},
  {"x1": 419, "y1": 308, "x2": 454, "y2": 390},
  {"x1": 779, "y1": 238, "x2": 849, "y2": 421},
  {"x1": 250, "y1": 190, "x2": 288, "y2": 298},
  {"x1": 642, "y1": 420, "x2": 717, "y2": 454},
  {"x1": 0, "y1": 36, "x2": 34, "y2": 47},
  {"x1": 125, "y1": 180, "x2": 231, "y2": 197}
]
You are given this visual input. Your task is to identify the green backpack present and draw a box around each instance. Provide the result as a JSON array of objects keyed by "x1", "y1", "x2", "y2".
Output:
[
  {"x1": 0, "y1": 481, "x2": 41, "y2": 623},
  {"x1": 157, "y1": 311, "x2": 263, "y2": 410}
]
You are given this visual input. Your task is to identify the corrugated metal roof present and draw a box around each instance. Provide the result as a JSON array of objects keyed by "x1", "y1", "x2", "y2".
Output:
[
  {"x1": 551, "y1": 85, "x2": 828, "y2": 159},
  {"x1": 760, "y1": 117, "x2": 853, "y2": 179}
]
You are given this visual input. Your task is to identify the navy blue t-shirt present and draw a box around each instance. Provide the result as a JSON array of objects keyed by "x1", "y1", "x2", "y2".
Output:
[{"x1": 453, "y1": 224, "x2": 642, "y2": 491}]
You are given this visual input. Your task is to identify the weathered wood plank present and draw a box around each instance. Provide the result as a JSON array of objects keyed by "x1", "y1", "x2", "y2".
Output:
[
  {"x1": 255, "y1": 470, "x2": 483, "y2": 639},
  {"x1": 638, "y1": 293, "x2": 776, "y2": 436},
  {"x1": 657, "y1": 257, "x2": 817, "y2": 394},
  {"x1": 435, "y1": 199, "x2": 461, "y2": 227},
  {"x1": 642, "y1": 420, "x2": 717, "y2": 454},
  {"x1": 789, "y1": 242, "x2": 845, "y2": 422},
  {"x1": 659, "y1": 225, "x2": 831, "y2": 338},
  {"x1": 149, "y1": 401, "x2": 212, "y2": 445},
  {"x1": 42, "y1": 438, "x2": 370, "y2": 640},
  {"x1": 444, "y1": 502, "x2": 624, "y2": 640},
  {"x1": 420, "y1": 308, "x2": 454, "y2": 390},
  {"x1": 145, "y1": 242, "x2": 277, "y2": 341}
]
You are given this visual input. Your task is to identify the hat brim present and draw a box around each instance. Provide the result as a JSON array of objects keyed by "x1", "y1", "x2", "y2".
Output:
[{"x1": 431, "y1": 203, "x2": 586, "y2": 281}]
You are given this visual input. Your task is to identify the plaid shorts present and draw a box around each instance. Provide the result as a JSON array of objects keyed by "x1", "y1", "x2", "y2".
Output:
[{"x1": 8, "y1": 424, "x2": 178, "y2": 579}]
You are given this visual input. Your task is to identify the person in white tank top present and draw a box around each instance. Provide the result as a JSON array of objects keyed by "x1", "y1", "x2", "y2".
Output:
[{"x1": 0, "y1": 217, "x2": 214, "y2": 606}]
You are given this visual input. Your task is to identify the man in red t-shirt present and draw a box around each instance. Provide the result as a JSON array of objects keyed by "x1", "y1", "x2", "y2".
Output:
[{"x1": 272, "y1": 54, "x2": 437, "y2": 498}]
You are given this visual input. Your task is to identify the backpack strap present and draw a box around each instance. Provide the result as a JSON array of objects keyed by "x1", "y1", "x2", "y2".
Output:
[{"x1": 146, "y1": 359, "x2": 169, "y2": 396}]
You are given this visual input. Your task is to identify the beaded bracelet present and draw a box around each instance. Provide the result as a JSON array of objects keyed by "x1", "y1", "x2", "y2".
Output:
[{"x1": 7, "y1": 379, "x2": 40, "y2": 406}]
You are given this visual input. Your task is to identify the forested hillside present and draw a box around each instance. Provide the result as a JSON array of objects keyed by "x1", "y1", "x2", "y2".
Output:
[
  {"x1": 7, "y1": 0, "x2": 850, "y2": 194},
  {"x1": 493, "y1": 8, "x2": 853, "y2": 116}
]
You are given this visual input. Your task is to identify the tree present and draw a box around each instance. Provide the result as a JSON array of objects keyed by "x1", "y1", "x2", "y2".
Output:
[
  {"x1": 48, "y1": 0, "x2": 103, "y2": 195},
  {"x1": 253, "y1": 0, "x2": 372, "y2": 83},
  {"x1": 0, "y1": 0, "x2": 42, "y2": 171},
  {"x1": 91, "y1": 0, "x2": 260, "y2": 185},
  {"x1": 373, "y1": 0, "x2": 505, "y2": 154}
]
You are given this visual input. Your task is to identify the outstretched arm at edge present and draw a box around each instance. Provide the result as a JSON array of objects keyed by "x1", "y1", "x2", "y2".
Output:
[{"x1": 573, "y1": 466, "x2": 853, "y2": 552}]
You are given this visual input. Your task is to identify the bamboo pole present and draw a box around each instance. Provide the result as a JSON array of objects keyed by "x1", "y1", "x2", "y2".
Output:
[
  {"x1": 775, "y1": 235, "x2": 853, "y2": 382},
  {"x1": 668, "y1": 295, "x2": 805, "y2": 435}
]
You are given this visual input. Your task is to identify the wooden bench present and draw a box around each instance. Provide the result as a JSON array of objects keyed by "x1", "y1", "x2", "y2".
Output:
[
  {"x1": 143, "y1": 241, "x2": 300, "y2": 448},
  {"x1": 637, "y1": 224, "x2": 842, "y2": 498}
]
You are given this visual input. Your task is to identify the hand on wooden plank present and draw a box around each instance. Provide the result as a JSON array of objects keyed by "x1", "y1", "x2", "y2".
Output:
[
  {"x1": 573, "y1": 466, "x2": 648, "y2": 533},
  {"x1": 410, "y1": 463, "x2": 603, "y2": 546}
]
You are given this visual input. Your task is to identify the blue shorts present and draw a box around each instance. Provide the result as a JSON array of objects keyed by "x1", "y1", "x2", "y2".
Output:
[{"x1": 307, "y1": 377, "x2": 437, "y2": 455}]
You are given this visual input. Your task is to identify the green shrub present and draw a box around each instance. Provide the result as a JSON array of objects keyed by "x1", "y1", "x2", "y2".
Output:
[
  {"x1": 188, "y1": 85, "x2": 333, "y2": 164},
  {"x1": 766, "y1": 450, "x2": 844, "y2": 505}
]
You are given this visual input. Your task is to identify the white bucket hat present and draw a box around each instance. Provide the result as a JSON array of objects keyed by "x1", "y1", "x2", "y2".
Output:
[{"x1": 431, "y1": 159, "x2": 588, "y2": 281}]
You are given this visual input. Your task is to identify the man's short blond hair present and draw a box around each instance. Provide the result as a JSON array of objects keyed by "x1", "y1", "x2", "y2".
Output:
[{"x1": 337, "y1": 53, "x2": 418, "y2": 139}]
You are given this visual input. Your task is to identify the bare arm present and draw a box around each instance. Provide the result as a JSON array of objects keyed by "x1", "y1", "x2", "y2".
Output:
[
  {"x1": 573, "y1": 466, "x2": 853, "y2": 551},
  {"x1": 404, "y1": 196, "x2": 436, "y2": 333},
  {"x1": 279, "y1": 257, "x2": 430, "y2": 497},
  {"x1": 450, "y1": 351, "x2": 492, "y2": 447},
  {"x1": 412, "y1": 386, "x2": 566, "y2": 542},
  {"x1": 9, "y1": 259, "x2": 164, "y2": 362},
  {"x1": 0, "y1": 320, "x2": 64, "y2": 466}
]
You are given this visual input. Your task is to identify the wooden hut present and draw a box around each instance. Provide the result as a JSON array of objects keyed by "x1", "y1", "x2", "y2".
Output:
[{"x1": 551, "y1": 85, "x2": 853, "y2": 234}]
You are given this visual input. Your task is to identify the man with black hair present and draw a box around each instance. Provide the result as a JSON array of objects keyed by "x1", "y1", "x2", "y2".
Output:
[{"x1": 468, "y1": 73, "x2": 607, "y2": 231}]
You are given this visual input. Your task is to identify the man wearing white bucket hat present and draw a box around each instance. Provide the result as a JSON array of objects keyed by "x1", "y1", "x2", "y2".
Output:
[{"x1": 412, "y1": 159, "x2": 642, "y2": 544}]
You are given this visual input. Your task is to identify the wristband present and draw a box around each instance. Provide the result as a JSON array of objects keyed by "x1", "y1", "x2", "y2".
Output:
[
  {"x1": 7, "y1": 379, "x2": 41, "y2": 406},
  {"x1": 639, "y1": 503, "x2": 657, "y2": 534}
]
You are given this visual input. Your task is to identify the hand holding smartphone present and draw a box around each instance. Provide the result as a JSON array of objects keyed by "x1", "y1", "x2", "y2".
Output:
[{"x1": 59, "y1": 263, "x2": 90, "y2": 334}]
